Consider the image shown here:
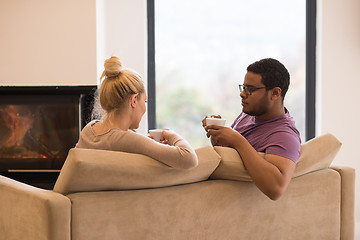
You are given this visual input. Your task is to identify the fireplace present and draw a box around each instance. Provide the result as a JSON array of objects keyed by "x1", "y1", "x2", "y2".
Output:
[{"x1": 0, "y1": 86, "x2": 96, "y2": 188}]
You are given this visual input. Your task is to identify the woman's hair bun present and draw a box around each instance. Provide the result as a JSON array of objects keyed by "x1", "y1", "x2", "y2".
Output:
[{"x1": 103, "y1": 56, "x2": 122, "y2": 78}]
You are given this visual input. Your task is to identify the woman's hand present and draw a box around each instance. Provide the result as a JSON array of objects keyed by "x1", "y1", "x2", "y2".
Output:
[
  {"x1": 147, "y1": 128, "x2": 172, "y2": 144},
  {"x1": 159, "y1": 129, "x2": 174, "y2": 145}
]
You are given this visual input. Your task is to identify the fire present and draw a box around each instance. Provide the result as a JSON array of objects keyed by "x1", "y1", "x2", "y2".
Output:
[{"x1": 1, "y1": 105, "x2": 35, "y2": 147}]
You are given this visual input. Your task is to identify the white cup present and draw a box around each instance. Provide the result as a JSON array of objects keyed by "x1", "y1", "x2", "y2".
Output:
[
  {"x1": 205, "y1": 118, "x2": 226, "y2": 126},
  {"x1": 149, "y1": 129, "x2": 163, "y2": 142}
]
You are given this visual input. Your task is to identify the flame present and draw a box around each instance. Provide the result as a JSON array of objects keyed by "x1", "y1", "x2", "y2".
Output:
[{"x1": 2, "y1": 105, "x2": 35, "y2": 147}]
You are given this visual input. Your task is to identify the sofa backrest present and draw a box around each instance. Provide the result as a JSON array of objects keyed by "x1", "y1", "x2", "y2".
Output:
[
  {"x1": 54, "y1": 133, "x2": 342, "y2": 195},
  {"x1": 53, "y1": 146, "x2": 221, "y2": 195},
  {"x1": 210, "y1": 133, "x2": 342, "y2": 181}
]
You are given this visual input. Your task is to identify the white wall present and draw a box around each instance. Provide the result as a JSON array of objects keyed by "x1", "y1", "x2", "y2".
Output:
[
  {"x1": 318, "y1": 0, "x2": 360, "y2": 237},
  {"x1": 0, "y1": 0, "x2": 97, "y2": 86}
]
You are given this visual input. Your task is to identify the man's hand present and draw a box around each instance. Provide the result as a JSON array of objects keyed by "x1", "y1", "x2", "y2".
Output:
[
  {"x1": 205, "y1": 125, "x2": 241, "y2": 148},
  {"x1": 202, "y1": 114, "x2": 222, "y2": 129}
]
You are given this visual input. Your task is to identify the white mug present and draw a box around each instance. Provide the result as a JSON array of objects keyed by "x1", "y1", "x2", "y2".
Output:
[
  {"x1": 149, "y1": 129, "x2": 163, "y2": 142},
  {"x1": 205, "y1": 118, "x2": 226, "y2": 126}
]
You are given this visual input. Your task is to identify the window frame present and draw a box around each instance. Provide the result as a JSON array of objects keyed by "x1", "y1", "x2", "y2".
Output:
[{"x1": 305, "y1": 0, "x2": 316, "y2": 140}]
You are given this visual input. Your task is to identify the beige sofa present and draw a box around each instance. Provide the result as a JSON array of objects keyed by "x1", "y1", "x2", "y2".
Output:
[{"x1": 0, "y1": 134, "x2": 355, "y2": 240}]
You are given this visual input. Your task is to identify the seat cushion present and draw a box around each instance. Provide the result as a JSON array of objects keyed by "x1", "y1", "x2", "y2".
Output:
[{"x1": 53, "y1": 146, "x2": 221, "y2": 195}]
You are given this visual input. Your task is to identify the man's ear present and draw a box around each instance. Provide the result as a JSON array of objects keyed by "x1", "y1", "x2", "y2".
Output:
[
  {"x1": 130, "y1": 94, "x2": 138, "y2": 108},
  {"x1": 271, "y1": 87, "x2": 282, "y2": 100}
]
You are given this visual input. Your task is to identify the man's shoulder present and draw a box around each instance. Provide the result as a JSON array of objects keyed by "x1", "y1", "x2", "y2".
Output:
[
  {"x1": 256, "y1": 112, "x2": 301, "y2": 146},
  {"x1": 270, "y1": 116, "x2": 300, "y2": 141}
]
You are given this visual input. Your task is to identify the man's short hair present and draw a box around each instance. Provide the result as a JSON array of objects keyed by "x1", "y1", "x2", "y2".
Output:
[{"x1": 247, "y1": 58, "x2": 290, "y2": 98}]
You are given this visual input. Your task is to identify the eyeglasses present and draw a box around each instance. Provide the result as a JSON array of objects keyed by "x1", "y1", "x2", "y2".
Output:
[{"x1": 238, "y1": 84, "x2": 266, "y2": 96}]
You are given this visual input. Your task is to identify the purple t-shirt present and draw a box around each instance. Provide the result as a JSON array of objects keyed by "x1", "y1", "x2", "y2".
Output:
[{"x1": 231, "y1": 110, "x2": 301, "y2": 163}]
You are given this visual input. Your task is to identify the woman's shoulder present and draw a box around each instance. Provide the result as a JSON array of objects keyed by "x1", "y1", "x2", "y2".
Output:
[
  {"x1": 108, "y1": 129, "x2": 147, "y2": 141},
  {"x1": 82, "y1": 120, "x2": 100, "y2": 131},
  {"x1": 80, "y1": 120, "x2": 98, "y2": 134},
  {"x1": 107, "y1": 129, "x2": 159, "y2": 152},
  {"x1": 86, "y1": 119, "x2": 100, "y2": 126}
]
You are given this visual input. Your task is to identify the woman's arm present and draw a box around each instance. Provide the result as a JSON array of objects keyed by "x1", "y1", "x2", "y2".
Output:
[{"x1": 112, "y1": 130, "x2": 198, "y2": 169}]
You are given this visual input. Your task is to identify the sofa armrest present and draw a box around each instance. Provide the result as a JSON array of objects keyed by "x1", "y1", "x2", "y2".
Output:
[
  {"x1": 330, "y1": 166, "x2": 355, "y2": 240},
  {"x1": 0, "y1": 175, "x2": 71, "y2": 240}
]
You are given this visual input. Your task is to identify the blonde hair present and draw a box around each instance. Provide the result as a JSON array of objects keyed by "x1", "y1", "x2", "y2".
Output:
[{"x1": 98, "y1": 56, "x2": 144, "y2": 114}]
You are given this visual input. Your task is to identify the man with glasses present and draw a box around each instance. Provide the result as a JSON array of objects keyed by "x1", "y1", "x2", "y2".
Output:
[{"x1": 203, "y1": 58, "x2": 301, "y2": 200}]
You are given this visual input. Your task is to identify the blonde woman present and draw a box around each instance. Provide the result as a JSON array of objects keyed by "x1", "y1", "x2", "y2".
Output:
[{"x1": 76, "y1": 56, "x2": 198, "y2": 169}]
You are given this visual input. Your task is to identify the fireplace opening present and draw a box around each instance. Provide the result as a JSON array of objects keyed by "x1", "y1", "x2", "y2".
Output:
[{"x1": 0, "y1": 86, "x2": 96, "y2": 174}]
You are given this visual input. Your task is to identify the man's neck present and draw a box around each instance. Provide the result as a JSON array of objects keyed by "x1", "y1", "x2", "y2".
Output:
[{"x1": 255, "y1": 106, "x2": 286, "y2": 121}]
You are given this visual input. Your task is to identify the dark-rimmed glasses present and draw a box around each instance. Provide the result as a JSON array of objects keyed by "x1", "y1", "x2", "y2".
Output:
[{"x1": 238, "y1": 84, "x2": 266, "y2": 96}]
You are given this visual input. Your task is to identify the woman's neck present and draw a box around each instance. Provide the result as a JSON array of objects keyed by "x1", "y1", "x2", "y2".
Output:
[{"x1": 103, "y1": 114, "x2": 130, "y2": 131}]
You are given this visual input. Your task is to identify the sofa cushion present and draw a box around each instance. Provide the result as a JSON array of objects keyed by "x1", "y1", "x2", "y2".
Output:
[
  {"x1": 53, "y1": 146, "x2": 221, "y2": 195},
  {"x1": 210, "y1": 133, "x2": 342, "y2": 181}
]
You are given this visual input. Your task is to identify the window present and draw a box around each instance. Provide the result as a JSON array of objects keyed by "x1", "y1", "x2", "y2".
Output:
[{"x1": 150, "y1": 0, "x2": 313, "y2": 147}]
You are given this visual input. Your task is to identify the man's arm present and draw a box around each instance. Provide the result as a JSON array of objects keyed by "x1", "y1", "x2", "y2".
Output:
[
  {"x1": 232, "y1": 138, "x2": 296, "y2": 200},
  {"x1": 205, "y1": 125, "x2": 296, "y2": 200}
]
